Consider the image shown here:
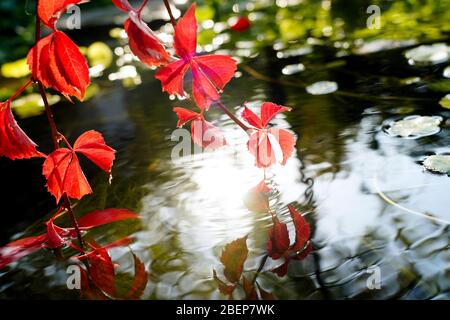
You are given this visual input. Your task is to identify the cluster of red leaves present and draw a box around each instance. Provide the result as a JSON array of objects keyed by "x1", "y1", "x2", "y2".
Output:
[
  {"x1": 28, "y1": 0, "x2": 90, "y2": 101},
  {"x1": 242, "y1": 102, "x2": 296, "y2": 168},
  {"x1": 0, "y1": 208, "x2": 138, "y2": 269},
  {"x1": 213, "y1": 236, "x2": 274, "y2": 300},
  {"x1": 267, "y1": 205, "x2": 312, "y2": 277}
]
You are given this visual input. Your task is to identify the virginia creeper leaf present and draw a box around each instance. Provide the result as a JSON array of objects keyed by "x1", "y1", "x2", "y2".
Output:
[
  {"x1": 38, "y1": 0, "x2": 88, "y2": 29},
  {"x1": 220, "y1": 236, "x2": 248, "y2": 283},
  {"x1": 0, "y1": 101, "x2": 45, "y2": 160}
]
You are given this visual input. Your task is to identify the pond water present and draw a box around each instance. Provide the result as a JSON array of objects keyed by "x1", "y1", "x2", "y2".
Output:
[{"x1": 0, "y1": 1, "x2": 450, "y2": 300}]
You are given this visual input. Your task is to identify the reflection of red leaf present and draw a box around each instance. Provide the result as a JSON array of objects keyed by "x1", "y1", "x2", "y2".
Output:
[
  {"x1": 244, "y1": 180, "x2": 270, "y2": 213},
  {"x1": 243, "y1": 276, "x2": 258, "y2": 300},
  {"x1": 77, "y1": 209, "x2": 138, "y2": 229},
  {"x1": 126, "y1": 254, "x2": 148, "y2": 299},
  {"x1": 27, "y1": 31, "x2": 90, "y2": 101},
  {"x1": 213, "y1": 270, "x2": 236, "y2": 298},
  {"x1": 191, "y1": 119, "x2": 227, "y2": 150},
  {"x1": 155, "y1": 4, "x2": 236, "y2": 110},
  {"x1": 230, "y1": 17, "x2": 251, "y2": 32},
  {"x1": 220, "y1": 236, "x2": 248, "y2": 283},
  {"x1": 125, "y1": 13, "x2": 170, "y2": 67},
  {"x1": 38, "y1": 0, "x2": 87, "y2": 29},
  {"x1": 267, "y1": 217, "x2": 290, "y2": 259},
  {"x1": 242, "y1": 103, "x2": 295, "y2": 168},
  {"x1": 83, "y1": 247, "x2": 117, "y2": 297},
  {"x1": 0, "y1": 101, "x2": 45, "y2": 160},
  {"x1": 43, "y1": 130, "x2": 115, "y2": 203},
  {"x1": 0, "y1": 235, "x2": 47, "y2": 269},
  {"x1": 289, "y1": 205, "x2": 310, "y2": 252}
]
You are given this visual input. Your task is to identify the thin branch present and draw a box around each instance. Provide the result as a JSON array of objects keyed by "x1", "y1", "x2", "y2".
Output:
[
  {"x1": 34, "y1": 2, "x2": 85, "y2": 251},
  {"x1": 251, "y1": 254, "x2": 269, "y2": 285},
  {"x1": 216, "y1": 101, "x2": 251, "y2": 133},
  {"x1": 163, "y1": 0, "x2": 177, "y2": 27}
]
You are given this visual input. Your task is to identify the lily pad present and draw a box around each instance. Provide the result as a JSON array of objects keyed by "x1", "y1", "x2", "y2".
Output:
[
  {"x1": 386, "y1": 115, "x2": 442, "y2": 138},
  {"x1": 423, "y1": 155, "x2": 450, "y2": 175},
  {"x1": 306, "y1": 81, "x2": 338, "y2": 95},
  {"x1": 404, "y1": 43, "x2": 450, "y2": 66},
  {"x1": 439, "y1": 94, "x2": 450, "y2": 109}
]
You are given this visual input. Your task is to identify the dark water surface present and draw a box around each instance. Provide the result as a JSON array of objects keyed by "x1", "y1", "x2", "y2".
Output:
[{"x1": 1, "y1": 2, "x2": 450, "y2": 300}]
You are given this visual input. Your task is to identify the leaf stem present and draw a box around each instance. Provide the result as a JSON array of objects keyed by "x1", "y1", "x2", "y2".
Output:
[
  {"x1": 137, "y1": 0, "x2": 149, "y2": 17},
  {"x1": 216, "y1": 101, "x2": 250, "y2": 133},
  {"x1": 34, "y1": 1, "x2": 85, "y2": 252},
  {"x1": 7, "y1": 79, "x2": 33, "y2": 102},
  {"x1": 162, "y1": 0, "x2": 177, "y2": 27},
  {"x1": 251, "y1": 254, "x2": 268, "y2": 285}
]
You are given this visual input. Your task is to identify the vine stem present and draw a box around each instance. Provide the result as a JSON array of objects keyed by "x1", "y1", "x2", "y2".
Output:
[
  {"x1": 163, "y1": 0, "x2": 177, "y2": 27},
  {"x1": 251, "y1": 255, "x2": 268, "y2": 285},
  {"x1": 34, "y1": 1, "x2": 85, "y2": 251}
]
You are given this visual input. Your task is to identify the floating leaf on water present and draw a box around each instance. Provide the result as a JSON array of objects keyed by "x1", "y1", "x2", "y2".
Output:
[
  {"x1": 386, "y1": 115, "x2": 442, "y2": 138},
  {"x1": 306, "y1": 81, "x2": 338, "y2": 95},
  {"x1": 404, "y1": 43, "x2": 450, "y2": 66},
  {"x1": 444, "y1": 66, "x2": 450, "y2": 78},
  {"x1": 282, "y1": 63, "x2": 305, "y2": 75},
  {"x1": 1, "y1": 58, "x2": 30, "y2": 78},
  {"x1": 439, "y1": 94, "x2": 450, "y2": 109},
  {"x1": 423, "y1": 155, "x2": 450, "y2": 175}
]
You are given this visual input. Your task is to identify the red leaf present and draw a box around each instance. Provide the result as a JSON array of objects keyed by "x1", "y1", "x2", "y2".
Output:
[
  {"x1": 155, "y1": 59, "x2": 189, "y2": 97},
  {"x1": 46, "y1": 217, "x2": 65, "y2": 249},
  {"x1": 260, "y1": 102, "x2": 291, "y2": 128},
  {"x1": 190, "y1": 60, "x2": 220, "y2": 110},
  {"x1": 85, "y1": 247, "x2": 117, "y2": 297},
  {"x1": 43, "y1": 131, "x2": 115, "y2": 203},
  {"x1": 155, "y1": 4, "x2": 236, "y2": 109},
  {"x1": 0, "y1": 235, "x2": 47, "y2": 270},
  {"x1": 191, "y1": 119, "x2": 227, "y2": 150},
  {"x1": 271, "y1": 260, "x2": 289, "y2": 277},
  {"x1": 0, "y1": 101, "x2": 45, "y2": 160},
  {"x1": 220, "y1": 236, "x2": 248, "y2": 283},
  {"x1": 27, "y1": 31, "x2": 90, "y2": 101},
  {"x1": 267, "y1": 217, "x2": 290, "y2": 259},
  {"x1": 125, "y1": 14, "x2": 170, "y2": 67},
  {"x1": 112, "y1": 0, "x2": 134, "y2": 12},
  {"x1": 269, "y1": 128, "x2": 296, "y2": 166},
  {"x1": 242, "y1": 106, "x2": 263, "y2": 129},
  {"x1": 247, "y1": 131, "x2": 276, "y2": 168},
  {"x1": 230, "y1": 16, "x2": 251, "y2": 32},
  {"x1": 43, "y1": 148, "x2": 92, "y2": 203},
  {"x1": 77, "y1": 209, "x2": 138, "y2": 229},
  {"x1": 73, "y1": 130, "x2": 116, "y2": 173},
  {"x1": 38, "y1": 0, "x2": 87, "y2": 29},
  {"x1": 52, "y1": 31, "x2": 90, "y2": 100},
  {"x1": 125, "y1": 254, "x2": 148, "y2": 299},
  {"x1": 173, "y1": 3, "x2": 197, "y2": 58},
  {"x1": 172, "y1": 107, "x2": 199, "y2": 128},
  {"x1": 288, "y1": 205, "x2": 310, "y2": 252}
]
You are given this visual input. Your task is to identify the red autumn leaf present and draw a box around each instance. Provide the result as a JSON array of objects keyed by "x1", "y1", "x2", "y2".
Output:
[
  {"x1": 77, "y1": 209, "x2": 138, "y2": 229},
  {"x1": 46, "y1": 216, "x2": 65, "y2": 249},
  {"x1": 230, "y1": 16, "x2": 251, "y2": 32},
  {"x1": 43, "y1": 130, "x2": 115, "y2": 203},
  {"x1": 155, "y1": 3, "x2": 237, "y2": 110},
  {"x1": 267, "y1": 217, "x2": 290, "y2": 259},
  {"x1": 242, "y1": 103, "x2": 296, "y2": 168},
  {"x1": 0, "y1": 101, "x2": 45, "y2": 160},
  {"x1": 271, "y1": 260, "x2": 289, "y2": 277},
  {"x1": 112, "y1": 0, "x2": 134, "y2": 12},
  {"x1": 38, "y1": 0, "x2": 88, "y2": 29},
  {"x1": 0, "y1": 235, "x2": 47, "y2": 270},
  {"x1": 125, "y1": 253, "x2": 148, "y2": 299},
  {"x1": 82, "y1": 246, "x2": 117, "y2": 297},
  {"x1": 191, "y1": 118, "x2": 227, "y2": 150},
  {"x1": 27, "y1": 31, "x2": 90, "y2": 101},
  {"x1": 244, "y1": 180, "x2": 270, "y2": 213},
  {"x1": 173, "y1": 107, "x2": 200, "y2": 128},
  {"x1": 125, "y1": 12, "x2": 170, "y2": 67},
  {"x1": 220, "y1": 236, "x2": 248, "y2": 283}
]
